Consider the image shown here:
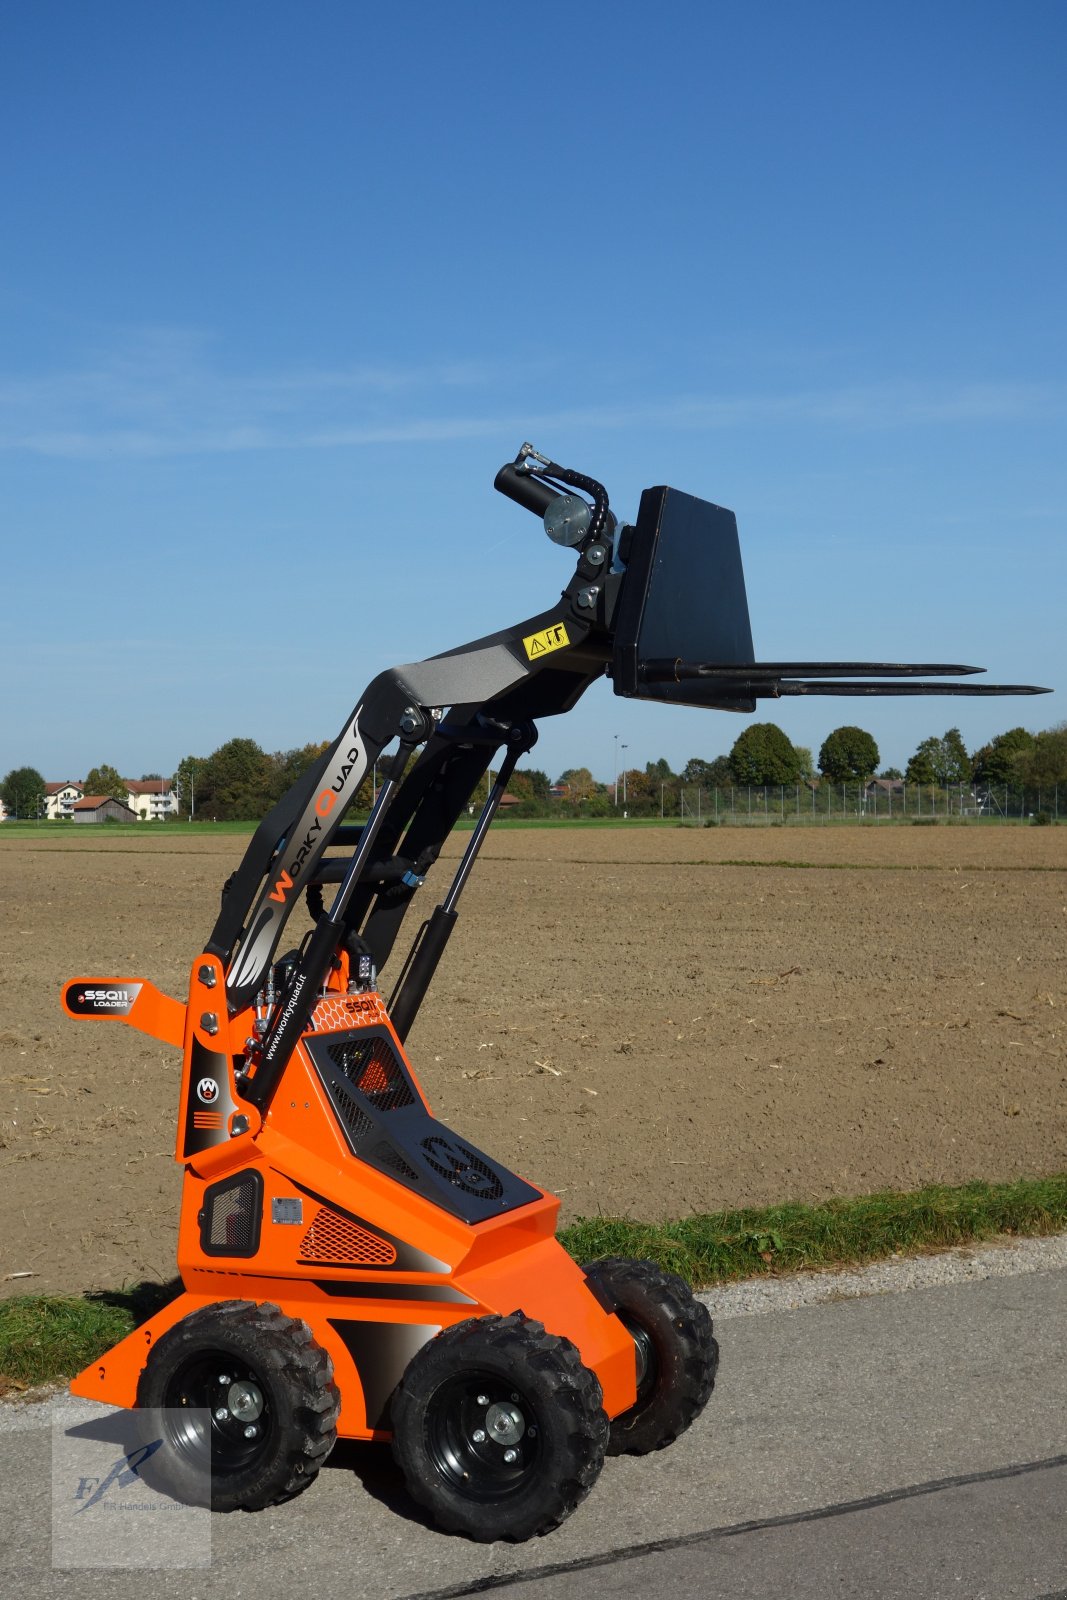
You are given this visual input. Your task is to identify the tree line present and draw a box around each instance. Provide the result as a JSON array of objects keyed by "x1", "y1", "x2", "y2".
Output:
[{"x1": 3, "y1": 719, "x2": 1064, "y2": 822}]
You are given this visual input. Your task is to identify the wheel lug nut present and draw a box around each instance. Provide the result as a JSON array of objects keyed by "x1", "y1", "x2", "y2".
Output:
[
  {"x1": 218, "y1": 1375, "x2": 230, "y2": 1386},
  {"x1": 244, "y1": 1424, "x2": 258, "y2": 1438},
  {"x1": 527, "y1": 1425, "x2": 537, "y2": 1437},
  {"x1": 214, "y1": 1407, "x2": 229, "y2": 1421},
  {"x1": 471, "y1": 1428, "x2": 486, "y2": 1443},
  {"x1": 476, "y1": 1394, "x2": 489, "y2": 1406},
  {"x1": 503, "y1": 1448, "x2": 518, "y2": 1464}
]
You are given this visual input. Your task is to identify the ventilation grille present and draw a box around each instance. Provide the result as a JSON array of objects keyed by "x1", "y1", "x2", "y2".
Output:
[
  {"x1": 200, "y1": 1170, "x2": 262, "y2": 1257},
  {"x1": 330, "y1": 1081, "x2": 374, "y2": 1143},
  {"x1": 420, "y1": 1136, "x2": 504, "y2": 1199},
  {"x1": 328, "y1": 1035, "x2": 414, "y2": 1112},
  {"x1": 298, "y1": 1207, "x2": 397, "y2": 1266},
  {"x1": 372, "y1": 1140, "x2": 421, "y2": 1182}
]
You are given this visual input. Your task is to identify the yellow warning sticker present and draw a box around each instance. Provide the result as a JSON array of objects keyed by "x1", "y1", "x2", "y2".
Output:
[{"x1": 523, "y1": 622, "x2": 571, "y2": 661}]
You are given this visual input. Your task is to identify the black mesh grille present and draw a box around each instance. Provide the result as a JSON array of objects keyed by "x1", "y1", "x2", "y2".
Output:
[
  {"x1": 305, "y1": 1028, "x2": 540, "y2": 1222},
  {"x1": 371, "y1": 1140, "x2": 421, "y2": 1181},
  {"x1": 330, "y1": 1081, "x2": 374, "y2": 1143},
  {"x1": 358, "y1": 1039, "x2": 415, "y2": 1111},
  {"x1": 200, "y1": 1170, "x2": 262, "y2": 1257},
  {"x1": 420, "y1": 1136, "x2": 504, "y2": 1199},
  {"x1": 327, "y1": 1035, "x2": 414, "y2": 1111},
  {"x1": 327, "y1": 1037, "x2": 374, "y2": 1078}
]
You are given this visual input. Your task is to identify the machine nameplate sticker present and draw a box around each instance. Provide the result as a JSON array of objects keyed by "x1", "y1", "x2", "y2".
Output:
[
  {"x1": 65, "y1": 982, "x2": 142, "y2": 1017},
  {"x1": 272, "y1": 1198, "x2": 304, "y2": 1225},
  {"x1": 523, "y1": 622, "x2": 570, "y2": 660}
]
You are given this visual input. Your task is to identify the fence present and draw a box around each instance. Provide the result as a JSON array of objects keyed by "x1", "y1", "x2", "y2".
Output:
[{"x1": 648, "y1": 783, "x2": 1063, "y2": 823}]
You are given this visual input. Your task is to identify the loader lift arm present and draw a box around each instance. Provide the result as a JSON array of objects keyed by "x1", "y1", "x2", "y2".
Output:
[{"x1": 207, "y1": 444, "x2": 1049, "y2": 1118}]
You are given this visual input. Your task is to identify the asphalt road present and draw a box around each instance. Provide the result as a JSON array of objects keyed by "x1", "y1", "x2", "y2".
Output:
[{"x1": 2, "y1": 1264, "x2": 1065, "y2": 1599}]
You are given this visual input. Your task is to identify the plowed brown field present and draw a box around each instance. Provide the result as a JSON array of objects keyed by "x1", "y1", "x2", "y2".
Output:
[{"x1": 1, "y1": 823, "x2": 1064, "y2": 1297}]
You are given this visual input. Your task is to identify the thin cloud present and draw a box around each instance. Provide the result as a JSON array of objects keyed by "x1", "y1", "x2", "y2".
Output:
[{"x1": 0, "y1": 331, "x2": 1061, "y2": 459}]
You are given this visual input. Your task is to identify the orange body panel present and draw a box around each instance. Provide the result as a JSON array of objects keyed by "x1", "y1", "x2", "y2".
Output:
[{"x1": 66, "y1": 964, "x2": 638, "y2": 1436}]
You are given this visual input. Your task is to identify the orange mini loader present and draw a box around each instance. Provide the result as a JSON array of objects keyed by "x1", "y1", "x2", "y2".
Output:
[{"x1": 62, "y1": 446, "x2": 1048, "y2": 1540}]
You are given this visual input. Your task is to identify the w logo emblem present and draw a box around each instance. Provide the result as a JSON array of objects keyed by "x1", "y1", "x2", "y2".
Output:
[{"x1": 421, "y1": 1135, "x2": 503, "y2": 1198}]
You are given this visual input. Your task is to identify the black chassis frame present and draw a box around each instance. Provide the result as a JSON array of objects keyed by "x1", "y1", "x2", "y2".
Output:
[{"x1": 205, "y1": 448, "x2": 1048, "y2": 1119}]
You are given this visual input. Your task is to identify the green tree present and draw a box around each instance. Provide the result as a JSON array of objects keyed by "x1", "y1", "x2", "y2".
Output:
[
  {"x1": 506, "y1": 768, "x2": 551, "y2": 813},
  {"x1": 1, "y1": 765, "x2": 46, "y2": 818},
  {"x1": 905, "y1": 728, "x2": 970, "y2": 786},
  {"x1": 198, "y1": 738, "x2": 272, "y2": 820},
  {"x1": 682, "y1": 757, "x2": 713, "y2": 785},
  {"x1": 645, "y1": 757, "x2": 675, "y2": 781},
  {"x1": 906, "y1": 738, "x2": 939, "y2": 786},
  {"x1": 682, "y1": 756, "x2": 734, "y2": 787},
  {"x1": 819, "y1": 726, "x2": 880, "y2": 784},
  {"x1": 941, "y1": 728, "x2": 971, "y2": 783},
  {"x1": 173, "y1": 754, "x2": 205, "y2": 818},
  {"x1": 971, "y1": 727, "x2": 1035, "y2": 786},
  {"x1": 729, "y1": 723, "x2": 803, "y2": 786},
  {"x1": 879, "y1": 767, "x2": 903, "y2": 781},
  {"x1": 267, "y1": 741, "x2": 330, "y2": 805},
  {"x1": 620, "y1": 766, "x2": 653, "y2": 806},
  {"x1": 1022, "y1": 722, "x2": 1067, "y2": 788},
  {"x1": 84, "y1": 763, "x2": 129, "y2": 800},
  {"x1": 793, "y1": 745, "x2": 815, "y2": 781},
  {"x1": 556, "y1": 767, "x2": 597, "y2": 803}
]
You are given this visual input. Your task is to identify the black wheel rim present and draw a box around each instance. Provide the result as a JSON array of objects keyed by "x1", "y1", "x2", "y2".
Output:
[
  {"x1": 162, "y1": 1352, "x2": 274, "y2": 1478},
  {"x1": 619, "y1": 1314, "x2": 659, "y2": 1409},
  {"x1": 425, "y1": 1369, "x2": 542, "y2": 1502}
]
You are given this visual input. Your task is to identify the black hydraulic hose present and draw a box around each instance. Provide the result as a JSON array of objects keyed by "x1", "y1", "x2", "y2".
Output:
[
  {"x1": 243, "y1": 738, "x2": 417, "y2": 1112},
  {"x1": 494, "y1": 454, "x2": 610, "y2": 546},
  {"x1": 528, "y1": 457, "x2": 610, "y2": 547}
]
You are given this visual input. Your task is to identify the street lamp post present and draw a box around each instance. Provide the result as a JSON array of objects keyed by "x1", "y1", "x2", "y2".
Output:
[
  {"x1": 613, "y1": 734, "x2": 620, "y2": 806},
  {"x1": 621, "y1": 746, "x2": 629, "y2": 814}
]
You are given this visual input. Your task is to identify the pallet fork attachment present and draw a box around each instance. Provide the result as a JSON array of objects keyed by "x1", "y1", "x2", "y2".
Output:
[{"x1": 61, "y1": 444, "x2": 1049, "y2": 1539}]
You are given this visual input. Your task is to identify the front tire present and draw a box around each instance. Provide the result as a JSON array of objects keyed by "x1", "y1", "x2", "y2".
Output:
[
  {"x1": 390, "y1": 1312, "x2": 608, "y2": 1542},
  {"x1": 582, "y1": 1257, "x2": 718, "y2": 1454},
  {"x1": 135, "y1": 1300, "x2": 339, "y2": 1512}
]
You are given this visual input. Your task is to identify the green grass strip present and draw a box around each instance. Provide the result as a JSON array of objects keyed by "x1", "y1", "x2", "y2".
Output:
[
  {"x1": 0, "y1": 1295, "x2": 137, "y2": 1391},
  {"x1": 559, "y1": 1175, "x2": 1067, "y2": 1286},
  {"x1": 0, "y1": 1282, "x2": 176, "y2": 1393},
  {"x1": 3, "y1": 1176, "x2": 1066, "y2": 1390}
]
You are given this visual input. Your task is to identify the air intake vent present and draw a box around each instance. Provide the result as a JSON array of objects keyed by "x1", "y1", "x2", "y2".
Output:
[
  {"x1": 298, "y1": 1207, "x2": 397, "y2": 1266},
  {"x1": 420, "y1": 1135, "x2": 504, "y2": 1199},
  {"x1": 200, "y1": 1170, "x2": 263, "y2": 1257}
]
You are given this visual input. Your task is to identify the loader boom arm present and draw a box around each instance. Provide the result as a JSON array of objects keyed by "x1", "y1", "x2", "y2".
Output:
[{"x1": 184, "y1": 446, "x2": 1048, "y2": 1117}]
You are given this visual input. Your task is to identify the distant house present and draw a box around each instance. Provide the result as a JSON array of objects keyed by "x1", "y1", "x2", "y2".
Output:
[
  {"x1": 865, "y1": 778, "x2": 905, "y2": 798},
  {"x1": 71, "y1": 795, "x2": 138, "y2": 825},
  {"x1": 44, "y1": 781, "x2": 85, "y2": 820},
  {"x1": 125, "y1": 779, "x2": 178, "y2": 821}
]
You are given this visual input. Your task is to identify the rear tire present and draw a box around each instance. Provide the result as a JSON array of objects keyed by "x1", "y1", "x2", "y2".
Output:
[
  {"x1": 135, "y1": 1300, "x2": 339, "y2": 1511},
  {"x1": 390, "y1": 1312, "x2": 608, "y2": 1542},
  {"x1": 582, "y1": 1257, "x2": 718, "y2": 1454}
]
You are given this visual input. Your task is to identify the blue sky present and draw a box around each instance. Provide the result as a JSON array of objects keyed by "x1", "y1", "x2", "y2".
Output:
[{"x1": 2, "y1": 1, "x2": 1063, "y2": 785}]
